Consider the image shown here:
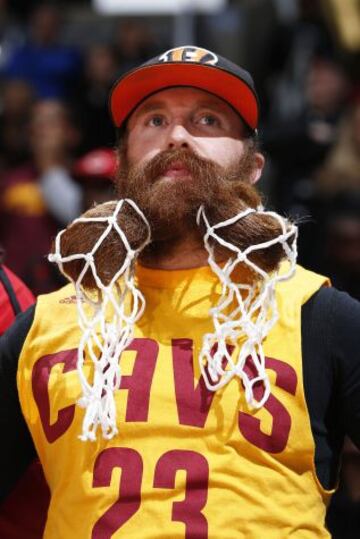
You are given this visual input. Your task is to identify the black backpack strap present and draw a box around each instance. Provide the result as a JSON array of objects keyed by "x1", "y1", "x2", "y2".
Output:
[{"x1": 0, "y1": 265, "x2": 22, "y2": 316}]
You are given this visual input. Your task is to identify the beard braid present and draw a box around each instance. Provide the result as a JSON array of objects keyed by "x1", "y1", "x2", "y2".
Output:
[{"x1": 116, "y1": 144, "x2": 293, "y2": 275}]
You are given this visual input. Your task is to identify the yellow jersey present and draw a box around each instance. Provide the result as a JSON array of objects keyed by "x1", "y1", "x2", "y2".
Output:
[{"x1": 18, "y1": 264, "x2": 331, "y2": 538}]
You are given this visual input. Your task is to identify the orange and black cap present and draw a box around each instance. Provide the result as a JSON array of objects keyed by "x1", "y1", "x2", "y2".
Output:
[{"x1": 109, "y1": 46, "x2": 259, "y2": 133}]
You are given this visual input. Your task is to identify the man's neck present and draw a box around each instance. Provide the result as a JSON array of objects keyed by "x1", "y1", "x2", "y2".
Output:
[{"x1": 139, "y1": 233, "x2": 210, "y2": 270}]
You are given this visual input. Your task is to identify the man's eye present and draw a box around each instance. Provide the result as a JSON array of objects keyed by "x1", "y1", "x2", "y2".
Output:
[
  {"x1": 148, "y1": 116, "x2": 164, "y2": 127},
  {"x1": 198, "y1": 115, "x2": 219, "y2": 126}
]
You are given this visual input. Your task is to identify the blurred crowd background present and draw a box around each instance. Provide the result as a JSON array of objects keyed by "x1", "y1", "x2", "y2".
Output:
[{"x1": 0, "y1": 0, "x2": 359, "y2": 536}]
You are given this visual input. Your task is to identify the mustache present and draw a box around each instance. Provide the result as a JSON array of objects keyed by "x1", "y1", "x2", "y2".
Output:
[
  {"x1": 127, "y1": 148, "x2": 224, "y2": 190},
  {"x1": 117, "y1": 148, "x2": 221, "y2": 243},
  {"x1": 54, "y1": 145, "x2": 295, "y2": 290}
]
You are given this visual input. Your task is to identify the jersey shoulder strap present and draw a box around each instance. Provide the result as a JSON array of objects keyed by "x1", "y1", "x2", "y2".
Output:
[{"x1": 0, "y1": 265, "x2": 22, "y2": 316}]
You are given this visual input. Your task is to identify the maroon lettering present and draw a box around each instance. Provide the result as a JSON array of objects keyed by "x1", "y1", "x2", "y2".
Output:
[
  {"x1": 172, "y1": 339, "x2": 234, "y2": 428},
  {"x1": 120, "y1": 338, "x2": 158, "y2": 421},
  {"x1": 92, "y1": 447, "x2": 143, "y2": 539},
  {"x1": 32, "y1": 349, "x2": 77, "y2": 443},
  {"x1": 238, "y1": 356, "x2": 297, "y2": 453},
  {"x1": 172, "y1": 339, "x2": 215, "y2": 428},
  {"x1": 153, "y1": 450, "x2": 209, "y2": 539}
]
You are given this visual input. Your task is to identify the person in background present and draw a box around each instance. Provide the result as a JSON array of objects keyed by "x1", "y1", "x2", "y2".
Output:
[
  {"x1": 0, "y1": 0, "x2": 25, "y2": 71},
  {"x1": 263, "y1": 54, "x2": 351, "y2": 214},
  {"x1": 0, "y1": 79, "x2": 34, "y2": 171},
  {"x1": 305, "y1": 103, "x2": 360, "y2": 283},
  {"x1": 72, "y1": 147, "x2": 116, "y2": 210},
  {"x1": 113, "y1": 18, "x2": 159, "y2": 76},
  {"x1": 263, "y1": 53, "x2": 351, "y2": 270},
  {"x1": 0, "y1": 245, "x2": 34, "y2": 335},
  {"x1": 326, "y1": 438, "x2": 360, "y2": 538},
  {"x1": 0, "y1": 245, "x2": 46, "y2": 539},
  {"x1": 1, "y1": 2, "x2": 82, "y2": 100},
  {"x1": 0, "y1": 459, "x2": 48, "y2": 539},
  {"x1": 0, "y1": 146, "x2": 137, "y2": 536},
  {"x1": 0, "y1": 98, "x2": 82, "y2": 294},
  {"x1": 315, "y1": 99, "x2": 360, "y2": 195},
  {"x1": 72, "y1": 44, "x2": 119, "y2": 151},
  {"x1": 318, "y1": 191, "x2": 360, "y2": 301}
]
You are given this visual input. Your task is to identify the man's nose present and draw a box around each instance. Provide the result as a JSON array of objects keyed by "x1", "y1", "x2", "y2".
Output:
[{"x1": 166, "y1": 124, "x2": 191, "y2": 149}]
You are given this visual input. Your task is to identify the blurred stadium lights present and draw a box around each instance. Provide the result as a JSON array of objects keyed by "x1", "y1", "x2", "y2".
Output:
[{"x1": 93, "y1": 0, "x2": 227, "y2": 15}]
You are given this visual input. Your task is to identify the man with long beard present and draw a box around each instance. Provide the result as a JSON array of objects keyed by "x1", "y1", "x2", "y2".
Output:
[{"x1": 0, "y1": 46, "x2": 359, "y2": 538}]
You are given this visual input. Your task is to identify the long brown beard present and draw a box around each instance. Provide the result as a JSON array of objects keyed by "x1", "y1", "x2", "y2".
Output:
[
  {"x1": 116, "y1": 147, "x2": 257, "y2": 234},
  {"x1": 54, "y1": 146, "x2": 294, "y2": 290},
  {"x1": 116, "y1": 146, "x2": 290, "y2": 272}
]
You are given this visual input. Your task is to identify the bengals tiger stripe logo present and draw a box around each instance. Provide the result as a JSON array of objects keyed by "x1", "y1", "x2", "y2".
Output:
[{"x1": 158, "y1": 46, "x2": 218, "y2": 66}]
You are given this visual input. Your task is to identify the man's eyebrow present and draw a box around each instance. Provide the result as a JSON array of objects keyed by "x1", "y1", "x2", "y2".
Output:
[
  {"x1": 196, "y1": 100, "x2": 231, "y2": 111},
  {"x1": 133, "y1": 101, "x2": 165, "y2": 116},
  {"x1": 134, "y1": 98, "x2": 230, "y2": 117}
]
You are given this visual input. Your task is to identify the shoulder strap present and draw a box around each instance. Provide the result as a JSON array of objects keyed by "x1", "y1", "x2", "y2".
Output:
[{"x1": 0, "y1": 265, "x2": 22, "y2": 316}]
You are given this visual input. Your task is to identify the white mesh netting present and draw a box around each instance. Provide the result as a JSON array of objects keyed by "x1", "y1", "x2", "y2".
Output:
[
  {"x1": 50, "y1": 198, "x2": 297, "y2": 440},
  {"x1": 196, "y1": 204, "x2": 298, "y2": 409},
  {"x1": 48, "y1": 199, "x2": 151, "y2": 441}
]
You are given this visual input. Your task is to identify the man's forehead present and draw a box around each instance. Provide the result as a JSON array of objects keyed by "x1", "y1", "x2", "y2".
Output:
[{"x1": 129, "y1": 86, "x2": 241, "y2": 120}]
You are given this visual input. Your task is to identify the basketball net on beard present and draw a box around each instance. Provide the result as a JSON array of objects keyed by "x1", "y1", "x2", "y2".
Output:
[
  {"x1": 196, "y1": 204, "x2": 298, "y2": 408},
  {"x1": 49, "y1": 199, "x2": 297, "y2": 441},
  {"x1": 49, "y1": 199, "x2": 151, "y2": 441}
]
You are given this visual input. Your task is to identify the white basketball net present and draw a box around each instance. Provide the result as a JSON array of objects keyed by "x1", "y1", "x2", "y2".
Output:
[
  {"x1": 196, "y1": 204, "x2": 298, "y2": 409},
  {"x1": 49, "y1": 198, "x2": 297, "y2": 440},
  {"x1": 48, "y1": 199, "x2": 151, "y2": 441}
]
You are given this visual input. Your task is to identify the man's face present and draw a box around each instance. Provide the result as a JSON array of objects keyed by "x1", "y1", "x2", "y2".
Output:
[
  {"x1": 126, "y1": 87, "x2": 259, "y2": 175},
  {"x1": 116, "y1": 86, "x2": 265, "y2": 254}
]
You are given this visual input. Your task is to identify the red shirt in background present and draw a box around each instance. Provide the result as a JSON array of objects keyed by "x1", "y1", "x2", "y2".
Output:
[
  {"x1": 0, "y1": 265, "x2": 35, "y2": 334},
  {"x1": 0, "y1": 265, "x2": 50, "y2": 538},
  {"x1": 0, "y1": 165, "x2": 63, "y2": 295}
]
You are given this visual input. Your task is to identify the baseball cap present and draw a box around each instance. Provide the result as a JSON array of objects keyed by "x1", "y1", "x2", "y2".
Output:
[
  {"x1": 109, "y1": 46, "x2": 259, "y2": 133},
  {"x1": 73, "y1": 148, "x2": 117, "y2": 182}
]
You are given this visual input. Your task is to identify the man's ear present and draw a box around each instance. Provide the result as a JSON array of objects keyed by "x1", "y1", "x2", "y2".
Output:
[
  {"x1": 250, "y1": 152, "x2": 265, "y2": 184},
  {"x1": 116, "y1": 148, "x2": 123, "y2": 171},
  {"x1": 115, "y1": 126, "x2": 128, "y2": 161},
  {"x1": 115, "y1": 132, "x2": 128, "y2": 174}
]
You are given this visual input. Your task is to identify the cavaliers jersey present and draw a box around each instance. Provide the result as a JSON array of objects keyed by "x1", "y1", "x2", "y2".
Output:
[{"x1": 17, "y1": 264, "x2": 330, "y2": 538}]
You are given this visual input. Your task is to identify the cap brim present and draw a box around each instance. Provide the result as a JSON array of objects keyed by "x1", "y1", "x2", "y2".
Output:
[{"x1": 110, "y1": 62, "x2": 258, "y2": 131}]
